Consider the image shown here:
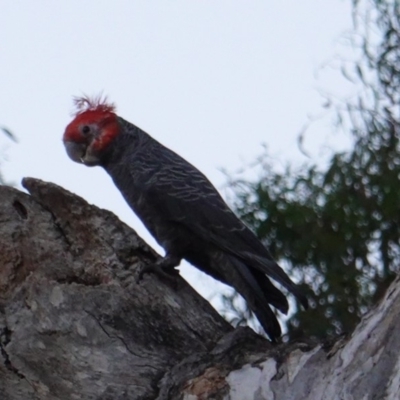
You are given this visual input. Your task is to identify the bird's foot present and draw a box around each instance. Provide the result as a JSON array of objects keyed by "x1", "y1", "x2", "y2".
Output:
[
  {"x1": 136, "y1": 263, "x2": 179, "y2": 282},
  {"x1": 136, "y1": 254, "x2": 181, "y2": 283}
]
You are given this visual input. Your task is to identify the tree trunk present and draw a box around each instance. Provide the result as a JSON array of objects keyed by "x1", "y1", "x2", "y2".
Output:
[{"x1": 0, "y1": 179, "x2": 399, "y2": 400}]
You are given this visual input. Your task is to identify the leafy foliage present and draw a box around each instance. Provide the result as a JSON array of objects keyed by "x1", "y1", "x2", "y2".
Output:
[
  {"x1": 225, "y1": 0, "x2": 400, "y2": 339},
  {"x1": 0, "y1": 126, "x2": 17, "y2": 185}
]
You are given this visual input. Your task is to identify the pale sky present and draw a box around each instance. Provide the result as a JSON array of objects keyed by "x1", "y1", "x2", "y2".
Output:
[{"x1": 1, "y1": 1, "x2": 353, "y2": 316}]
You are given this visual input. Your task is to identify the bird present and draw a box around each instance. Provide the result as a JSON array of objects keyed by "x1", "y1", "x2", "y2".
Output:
[{"x1": 62, "y1": 95, "x2": 307, "y2": 341}]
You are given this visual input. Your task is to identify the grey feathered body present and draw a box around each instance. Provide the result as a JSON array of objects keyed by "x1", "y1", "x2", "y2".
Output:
[{"x1": 101, "y1": 117, "x2": 306, "y2": 341}]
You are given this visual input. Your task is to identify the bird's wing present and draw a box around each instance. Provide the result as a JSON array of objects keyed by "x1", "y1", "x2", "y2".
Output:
[{"x1": 137, "y1": 148, "x2": 305, "y2": 303}]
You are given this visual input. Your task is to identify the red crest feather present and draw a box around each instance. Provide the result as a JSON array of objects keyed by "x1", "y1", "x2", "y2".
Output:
[{"x1": 72, "y1": 94, "x2": 116, "y2": 116}]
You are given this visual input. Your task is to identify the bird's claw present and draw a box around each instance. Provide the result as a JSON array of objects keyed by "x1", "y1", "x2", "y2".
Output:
[{"x1": 136, "y1": 262, "x2": 179, "y2": 284}]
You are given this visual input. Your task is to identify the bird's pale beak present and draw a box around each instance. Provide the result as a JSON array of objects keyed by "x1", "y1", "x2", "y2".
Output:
[
  {"x1": 64, "y1": 141, "x2": 86, "y2": 164},
  {"x1": 64, "y1": 141, "x2": 101, "y2": 166}
]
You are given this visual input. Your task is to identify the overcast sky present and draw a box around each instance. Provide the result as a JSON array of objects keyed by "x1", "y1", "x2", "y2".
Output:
[{"x1": 1, "y1": 1, "x2": 353, "y2": 315}]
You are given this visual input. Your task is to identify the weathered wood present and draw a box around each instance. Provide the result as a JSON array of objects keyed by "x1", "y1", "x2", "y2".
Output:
[
  {"x1": 0, "y1": 179, "x2": 231, "y2": 400},
  {"x1": 1, "y1": 179, "x2": 399, "y2": 400},
  {"x1": 212, "y1": 273, "x2": 400, "y2": 400}
]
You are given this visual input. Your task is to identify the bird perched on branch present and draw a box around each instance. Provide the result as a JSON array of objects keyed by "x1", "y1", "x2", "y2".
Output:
[{"x1": 63, "y1": 95, "x2": 307, "y2": 341}]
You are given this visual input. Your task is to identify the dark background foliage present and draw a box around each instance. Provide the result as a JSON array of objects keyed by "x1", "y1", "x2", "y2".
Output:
[
  {"x1": 224, "y1": 0, "x2": 400, "y2": 339},
  {"x1": 0, "y1": 126, "x2": 17, "y2": 185}
]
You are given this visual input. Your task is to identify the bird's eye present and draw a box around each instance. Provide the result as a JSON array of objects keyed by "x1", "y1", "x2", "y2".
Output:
[{"x1": 82, "y1": 125, "x2": 91, "y2": 134}]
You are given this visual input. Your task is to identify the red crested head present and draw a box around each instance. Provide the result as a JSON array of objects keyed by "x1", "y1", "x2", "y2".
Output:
[
  {"x1": 63, "y1": 95, "x2": 120, "y2": 166},
  {"x1": 72, "y1": 95, "x2": 116, "y2": 116}
]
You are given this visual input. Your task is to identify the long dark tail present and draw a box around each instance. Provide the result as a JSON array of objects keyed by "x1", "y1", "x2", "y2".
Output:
[
  {"x1": 227, "y1": 255, "x2": 284, "y2": 342},
  {"x1": 241, "y1": 252, "x2": 308, "y2": 310},
  {"x1": 188, "y1": 252, "x2": 291, "y2": 341}
]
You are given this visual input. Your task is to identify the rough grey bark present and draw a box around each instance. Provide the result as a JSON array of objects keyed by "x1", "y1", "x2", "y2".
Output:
[{"x1": 0, "y1": 179, "x2": 399, "y2": 400}]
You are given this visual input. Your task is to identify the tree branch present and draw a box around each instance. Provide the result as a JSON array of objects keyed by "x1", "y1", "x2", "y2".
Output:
[{"x1": 0, "y1": 179, "x2": 399, "y2": 399}]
